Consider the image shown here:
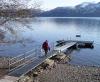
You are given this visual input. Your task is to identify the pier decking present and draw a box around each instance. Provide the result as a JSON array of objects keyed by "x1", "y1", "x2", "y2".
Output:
[
  {"x1": 66, "y1": 40, "x2": 94, "y2": 44},
  {"x1": 54, "y1": 42, "x2": 76, "y2": 51},
  {"x1": 8, "y1": 42, "x2": 76, "y2": 77}
]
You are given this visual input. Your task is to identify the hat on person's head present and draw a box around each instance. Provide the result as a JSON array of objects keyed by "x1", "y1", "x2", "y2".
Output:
[{"x1": 45, "y1": 40, "x2": 48, "y2": 42}]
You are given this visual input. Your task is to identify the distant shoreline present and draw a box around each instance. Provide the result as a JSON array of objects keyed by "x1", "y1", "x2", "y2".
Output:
[{"x1": 38, "y1": 16, "x2": 100, "y2": 18}]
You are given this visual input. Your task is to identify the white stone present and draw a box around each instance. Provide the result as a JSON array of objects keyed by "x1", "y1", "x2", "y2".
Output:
[{"x1": 0, "y1": 75, "x2": 19, "y2": 82}]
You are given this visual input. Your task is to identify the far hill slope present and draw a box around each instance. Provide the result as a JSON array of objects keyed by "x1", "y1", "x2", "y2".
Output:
[{"x1": 39, "y1": 2, "x2": 100, "y2": 17}]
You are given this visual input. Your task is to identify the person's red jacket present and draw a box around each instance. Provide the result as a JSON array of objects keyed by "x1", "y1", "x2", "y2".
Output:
[{"x1": 42, "y1": 41, "x2": 48, "y2": 50}]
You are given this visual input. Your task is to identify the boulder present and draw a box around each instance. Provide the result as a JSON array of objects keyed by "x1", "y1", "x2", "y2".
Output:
[
  {"x1": 43, "y1": 59, "x2": 54, "y2": 67},
  {"x1": 18, "y1": 76, "x2": 31, "y2": 82},
  {"x1": 54, "y1": 53, "x2": 66, "y2": 61}
]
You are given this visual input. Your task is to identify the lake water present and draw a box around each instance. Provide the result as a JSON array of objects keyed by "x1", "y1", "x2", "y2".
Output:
[{"x1": 0, "y1": 17, "x2": 100, "y2": 66}]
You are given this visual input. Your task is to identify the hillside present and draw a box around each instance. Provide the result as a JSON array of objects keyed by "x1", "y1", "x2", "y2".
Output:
[{"x1": 39, "y1": 2, "x2": 100, "y2": 17}]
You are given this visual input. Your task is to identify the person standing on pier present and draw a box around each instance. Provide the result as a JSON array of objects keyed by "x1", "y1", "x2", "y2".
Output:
[{"x1": 42, "y1": 40, "x2": 50, "y2": 56}]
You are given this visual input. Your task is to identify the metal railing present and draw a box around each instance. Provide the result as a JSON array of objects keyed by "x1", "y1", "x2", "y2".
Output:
[
  {"x1": 8, "y1": 43, "x2": 55, "y2": 72},
  {"x1": 8, "y1": 47, "x2": 40, "y2": 72}
]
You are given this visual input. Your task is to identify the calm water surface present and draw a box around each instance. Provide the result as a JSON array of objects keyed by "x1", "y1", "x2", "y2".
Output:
[{"x1": 0, "y1": 17, "x2": 100, "y2": 66}]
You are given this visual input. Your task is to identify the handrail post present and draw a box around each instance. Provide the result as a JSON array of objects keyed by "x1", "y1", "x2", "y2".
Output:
[
  {"x1": 35, "y1": 47, "x2": 38, "y2": 57},
  {"x1": 8, "y1": 57, "x2": 10, "y2": 72},
  {"x1": 24, "y1": 54, "x2": 26, "y2": 64}
]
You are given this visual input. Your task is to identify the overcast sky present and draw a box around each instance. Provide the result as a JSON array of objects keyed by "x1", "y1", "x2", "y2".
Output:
[{"x1": 39, "y1": 0, "x2": 100, "y2": 10}]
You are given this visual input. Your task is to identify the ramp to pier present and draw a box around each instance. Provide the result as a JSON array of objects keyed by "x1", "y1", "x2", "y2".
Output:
[{"x1": 8, "y1": 50, "x2": 57, "y2": 77}]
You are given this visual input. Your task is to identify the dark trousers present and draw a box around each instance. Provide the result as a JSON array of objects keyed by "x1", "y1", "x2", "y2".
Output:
[{"x1": 44, "y1": 49, "x2": 48, "y2": 56}]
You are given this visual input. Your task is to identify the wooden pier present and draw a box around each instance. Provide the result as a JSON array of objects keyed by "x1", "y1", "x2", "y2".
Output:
[
  {"x1": 8, "y1": 41, "x2": 77, "y2": 77},
  {"x1": 7, "y1": 40, "x2": 94, "y2": 78}
]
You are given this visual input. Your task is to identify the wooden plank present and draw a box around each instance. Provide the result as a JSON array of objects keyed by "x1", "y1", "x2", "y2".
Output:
[{"x1": 54, "y1": 42, "x2": 76, "y2": 51}]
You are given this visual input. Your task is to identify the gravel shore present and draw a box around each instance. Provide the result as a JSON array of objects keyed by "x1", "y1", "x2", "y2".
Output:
[
  {"x1": 38, "y1": 63, "x2": 100, "y2": 82},
  {"x1": 0, "y1": 57, "x2": 10, "y2": 69},
  {"x1": 0, "y1": 54, "x2": 100, "y2": 82},
  {"x1": 0, "y1": 57, "x2": 9, "y2": 78},
  {"x1": 0, "y1": 69, "x2": 7, "y2": 79}
]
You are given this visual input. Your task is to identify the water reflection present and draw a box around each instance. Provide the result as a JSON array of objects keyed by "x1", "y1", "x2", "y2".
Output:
[
  {"x1": 44, "y1": 17, "x2": 100, "y2": 43},
  {"x1": 52, "y1": 17, "x2": 100, "y2": 29},
  {"x1": 0, "y1": 18, "x2": 35, "y2": 57}
]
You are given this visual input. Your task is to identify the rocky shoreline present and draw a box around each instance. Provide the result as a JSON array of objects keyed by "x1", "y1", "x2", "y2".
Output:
[
  {"x1": 0, "y1": 57, "x2": 8, "y2": 68},
  {"x1": 0, "y1": 56, "x2": 10, "y2": 78},
  {"x1": 38, "y1": 64, "x2": 100, "y2": 82},
  {"x1": 0, "y1": 53, "x2": 100, "y2": 82}
]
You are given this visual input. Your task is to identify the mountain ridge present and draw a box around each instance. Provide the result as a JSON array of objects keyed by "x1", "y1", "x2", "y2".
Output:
[{"x1": 39, "y1": 2, "x2": 100, "y2": 17}]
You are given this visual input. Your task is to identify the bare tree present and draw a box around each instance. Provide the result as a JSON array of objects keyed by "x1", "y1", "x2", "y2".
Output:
[
  {"x1": 0, "y1": 0, "x2": 41, "y2": 17},
  {"x1": 0, "y1": 0, "x2": 29, "y2": 9},
  {"x1": 0, "y1": 0, "x2": 41, "y2": 43}
]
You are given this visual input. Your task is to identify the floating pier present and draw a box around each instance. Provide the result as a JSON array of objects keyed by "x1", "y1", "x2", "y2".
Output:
[{"x1": 56, "y1": 40, "x2": 94, "y2": 49}]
